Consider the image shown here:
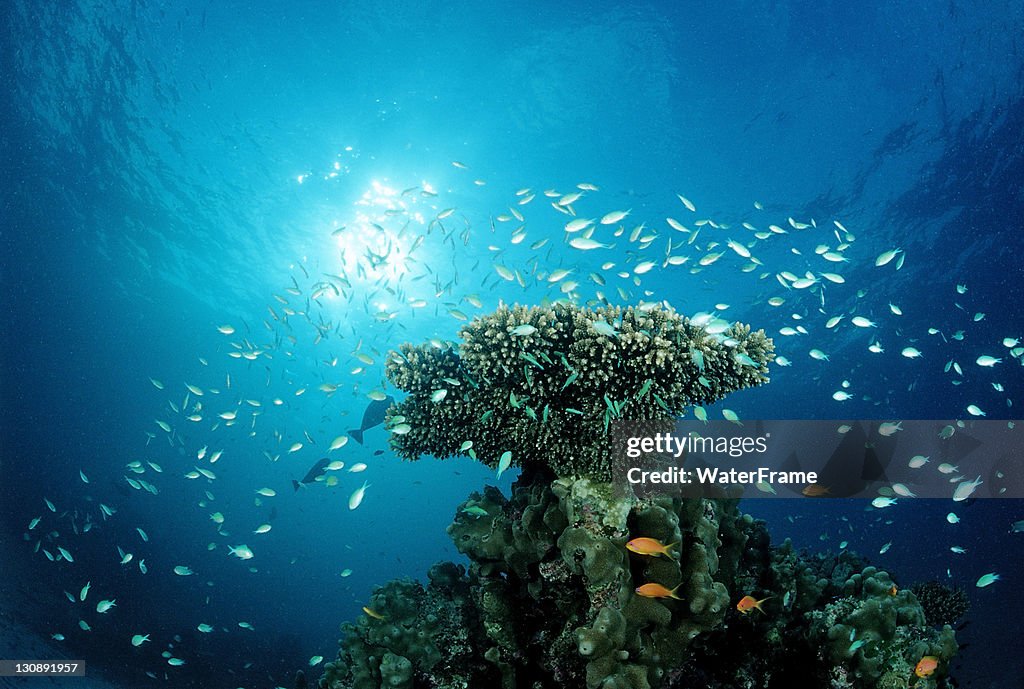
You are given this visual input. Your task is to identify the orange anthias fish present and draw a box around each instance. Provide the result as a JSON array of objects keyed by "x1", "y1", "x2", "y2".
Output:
[
  {"x1": 736, "y1": 595, "x2": 772, "y2": 614},
  {"x1": 635, "y1": 582, "x2": 683, "y2": 600},
  {"x1": 362, "y1": 606, "x2": 386, "y2": 620},
  {"x1": 915, "y1": 656, "x2": 939, "y2": 678},
  {"x1": 626, "y1": 537, "x2": 678, "y2": 558},
  {"x1": 801, "y1": 484, "x2": 832, "y2": 497}
]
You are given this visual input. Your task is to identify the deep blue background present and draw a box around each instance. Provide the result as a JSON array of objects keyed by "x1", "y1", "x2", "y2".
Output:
[{"x1": 2, "y1": 1, "x2": 1023, "y2": 687}]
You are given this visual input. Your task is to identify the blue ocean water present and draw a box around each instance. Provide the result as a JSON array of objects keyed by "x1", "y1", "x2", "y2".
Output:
[{"x1": 2, "y1": 1, "x2": 1022, "y2": 687}]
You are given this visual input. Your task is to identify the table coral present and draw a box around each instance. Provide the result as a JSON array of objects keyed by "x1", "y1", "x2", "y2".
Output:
[{"x1": 384, "y1": 303, "x2": 773, "y2": 481}]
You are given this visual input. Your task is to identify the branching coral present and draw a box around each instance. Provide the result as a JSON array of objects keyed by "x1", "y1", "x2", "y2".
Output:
[{"x1": 384, "y1": 303, "x2": 773, "y2": 480}]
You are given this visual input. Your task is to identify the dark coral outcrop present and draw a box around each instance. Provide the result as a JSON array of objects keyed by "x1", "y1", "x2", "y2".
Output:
[{"x1": 318, "y1": 303, "x2": 957, "y2": 689}]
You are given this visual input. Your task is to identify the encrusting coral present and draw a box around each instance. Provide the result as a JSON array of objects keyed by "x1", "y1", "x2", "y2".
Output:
[{"x1": 318, "y1": 302, "x2": 958, "y2": 689}]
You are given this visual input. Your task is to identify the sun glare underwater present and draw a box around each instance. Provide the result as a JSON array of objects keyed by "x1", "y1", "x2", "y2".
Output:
[{"x1": 3, "y1": 2, "x2": 1024, "y2": 689}]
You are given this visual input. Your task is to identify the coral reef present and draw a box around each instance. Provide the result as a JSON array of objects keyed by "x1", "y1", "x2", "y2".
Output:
[
  {"x1": 318, "y1": 304, "x2": 957, "y2": 689},
  {"x1": 320, "y1": 477, "x2": 957, "y2": 689},
  {"x1": 384, "y1": 303, "x2": 773, "y2": 481}
]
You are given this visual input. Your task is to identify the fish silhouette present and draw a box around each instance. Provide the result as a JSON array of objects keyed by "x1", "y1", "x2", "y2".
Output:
[
  {"x1": 292, "y1": 457, "x2": 330, "y2": 491},
  {"x1": 348, "y1": 395, "x2": 395, "y2": 444}
]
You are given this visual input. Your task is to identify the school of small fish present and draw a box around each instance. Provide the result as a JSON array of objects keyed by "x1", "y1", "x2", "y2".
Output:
[{"x1": 20, "y1": 160, "x2": 1021, "y2": 680}]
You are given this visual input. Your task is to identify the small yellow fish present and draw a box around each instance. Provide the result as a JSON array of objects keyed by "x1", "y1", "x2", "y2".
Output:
[{"x1": 362, "y1": 606, "x2": 386, "y2": 620}]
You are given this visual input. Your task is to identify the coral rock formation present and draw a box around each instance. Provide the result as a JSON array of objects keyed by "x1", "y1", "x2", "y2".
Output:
[{"x1": 319, "y1": 303, "x2": 957, "y2": 689}]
